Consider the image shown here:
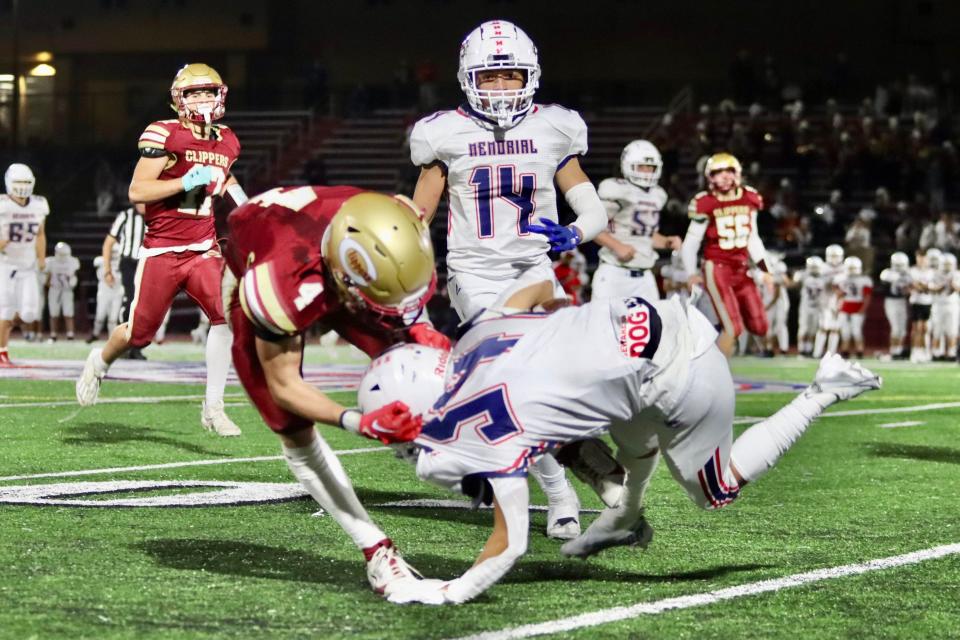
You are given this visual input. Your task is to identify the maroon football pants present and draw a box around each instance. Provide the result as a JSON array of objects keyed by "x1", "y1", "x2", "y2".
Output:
[{"x1": 703, "y1": 259, "x2": 769, "y2": 338}]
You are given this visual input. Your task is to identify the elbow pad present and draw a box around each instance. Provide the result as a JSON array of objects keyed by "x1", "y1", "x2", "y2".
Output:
[{"x1": 564, "y1": 182, "x2": 607, "y2": 243}]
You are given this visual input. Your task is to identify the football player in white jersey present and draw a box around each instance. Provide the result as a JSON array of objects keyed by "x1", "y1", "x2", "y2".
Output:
[
  {"x1": 592, "y1": 140, "x2": 681, "y2": 301},
  {"x1": 792, "y1": 256, "x2": 826, "y2": 357},
  {"x1": 410, "y1": 19, "x2": 610, "y2": 539},
  {"x1": 812, "y1": 244, "x2": 844, "y2": 358},
  {"x1": 909, "y1": 248, "x2": 938, "y2": 363},
  {"x1": 90, "y1": 245, "x2": 125, "y2": 342},
  {"x1": 835, "y1": 256, "x2": 873, "y2": 359},
  {"x1": 0, "y1": 163, "x2": 48, "y2": 366},
  {"x1": 930, "y1": 252, "x2": 958, "y2": 360},
  {"x1": 45, "y1": 241, "x2": 81, "y2": 341},
  {"x1": 879, "y1": 251, "x2": 911, "y2": 360},
  {"x1": 363, "y1": 299, "x2": 880, "y2": 605}
]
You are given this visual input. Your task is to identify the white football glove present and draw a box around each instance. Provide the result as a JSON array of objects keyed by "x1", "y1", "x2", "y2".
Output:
[{"x1": 386, "y1": 577, "x2": 450, "y2": 605}]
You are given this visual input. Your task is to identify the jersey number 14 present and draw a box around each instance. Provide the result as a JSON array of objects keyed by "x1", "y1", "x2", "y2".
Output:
[{"x1": 469, "y1": 165, "x2": 536, "y2": 238}]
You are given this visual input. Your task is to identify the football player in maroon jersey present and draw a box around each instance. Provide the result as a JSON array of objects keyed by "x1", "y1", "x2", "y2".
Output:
[
  {"x1": 77, "y1": 64, "x2": 248, "y2": 435},
  {"x1": 680, "y1": 153, "x2": 773, "y2": 357}
]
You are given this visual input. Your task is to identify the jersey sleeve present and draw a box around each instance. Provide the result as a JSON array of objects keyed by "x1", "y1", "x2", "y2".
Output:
[
  {"x1": 744, "y1": 186, "x2": 764, "y2": 210},
  {"x1": 238, "y1": 260, "x2": 327, "y2": 340},
  {"x1": 410, "y1": 116, "x2": 440, "y2": 167},
  {"x1": 544, "y1": 105, "x2": 589, "y2": 160},
  {"x1": 597, "y1": 179, "x2": 622, "y2": 219},
  {"x1": 687, "y1": 192, "x2": 710, "y2": 223},
  {"x1": 137, "y1": 121, "x2": 173, "y2": 158},
  {"x1": 36, "y1": 196, "x2": 50, "y2": 217}
]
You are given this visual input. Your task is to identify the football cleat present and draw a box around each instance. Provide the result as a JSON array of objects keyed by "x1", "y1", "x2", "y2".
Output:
[
  {"x1": 808, "y1": 353, "x2": 881, "y2": 402},
  {"x1": 560, "y1": 509, "x2": 654, "y2": 559},
  {"x1": 0, "y1": 351, "x2": 12, "y2": 367},
  {"x1": 366, "y1": 541, "x2": 423, "y2": 596},
  {"x1": 556, "y1": 439, "x2": 625, "y2": 508},
  {"x1": 76, "y1": 349, "x2": 107, "y2": 406},
  {"x1": 545, "y1": 483, "x2": 581, "y2": 540},
  {"x1": 201, "y1": 401, "x2": 242, "y2": 437}
]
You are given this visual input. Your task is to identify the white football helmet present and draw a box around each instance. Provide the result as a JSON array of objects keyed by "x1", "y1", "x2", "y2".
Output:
[
  {"x1": 620, "y1": 140, "x2": 662, "y2": 189},
  {"x1": 926, "y1": 247, "x2": 942, "y2": 270},
  {"x1": 805, "y1": 255, "x2": 824, "y2": 276},
  {"x1": 825, "y1": 244, "x2": 844, "y2": 267},
  {"x1": 54, "y1": 242, "x2": 71, "y2": 258},
  {"x1": 5, "y1": 163, "x2": 35, "y2": 199},
  {"x1": 890, "y1": 251, "x2": 909, "y2": 272},
  {"x1": 357, "y1": 344, "x2": 449, "y2": 420},
  {"x1": 458, "y1": 20, "x2": 540, "y2": 128},
  {"x1": 941, "y1": 253, "x2": 957, "y2": 274},
  {"x1": 844, "y1": 256, "x2": 862, "y2": 276}
]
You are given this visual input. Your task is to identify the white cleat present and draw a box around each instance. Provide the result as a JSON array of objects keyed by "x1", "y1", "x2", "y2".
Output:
[
  {"x1": 76, "y1": 348, "x2": 106, "y2": 406},
  {"x1": 810, "y1": 353, "x2": 882, "y2": 402},
  {"x1": 546, "y1": 483, "x2": 581, "y2": 540},
  {"x1": 201, "y1": 401, "x2": 242, "y2": 437},
  {"x1": 560, "y1": 509, "x2": 654, "y2": 559},
  {"x1": 367, "y1": 541, "x2": 423, "y2": 596}
]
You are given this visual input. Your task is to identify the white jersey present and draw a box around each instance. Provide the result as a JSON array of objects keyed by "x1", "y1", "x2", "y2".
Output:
[
  {"x1": 822, "y1": 263, "x2": 844, "y2": 309},
  {"x1": 414, "y1": 297, "x2": 717, "y2": 488},
  {"x1": 931, "y1": 271, "x2": 959, "y2": 306},
  {"x1": 597, "y1": 178, "x2": 667, "y2": 269},
  {"x1": 410, "y1": 104, "x2": 588, "y2": 278},
  {"x1": 94, "y1": 254, "x2": 121, "y2": 283},
  {"x1": 0, "y1": 194, "x2": 49, "y2": 269},
  {"x1": 755, "y1": 262, "x2": 788, "y2": 308},
  {"x1": 794, "y1": 269, "x2": 829, "y2": 311},
  {"x1": 879, "y1": 268, "x2": 912, "y2": 300},
  {"x1": 45, "y1": 255, "x2": 80, "y2": 289},
  {"x1": 836, "y1": 274, "x2": 874, "y2": 312},
  {"x1": 908, "y1": 267, "x2": 935, "y2": 305}
]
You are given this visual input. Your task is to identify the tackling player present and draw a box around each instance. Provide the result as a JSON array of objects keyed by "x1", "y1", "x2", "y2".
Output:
[
  {"x1": 680, "y1": 153, "x2": 772, "y2": 357},
  {"x1": 409, "y1": 20, "x2": 611, "y2": 538},
  {"x1": 592, "y1": 140, "x2": 681, "y2": 301},
  {"x1": 77, "y1": 63, "x2": 245, "y2": 435},
  {"x1": 360, "y1": 298, "x2": 880, "y2": 604},
  {"x1": 224, "y1": 185, "x2": 445, "y2": 596},
  {"x1": 0, "y1": 163, "x2": 48, "y2": 366}
]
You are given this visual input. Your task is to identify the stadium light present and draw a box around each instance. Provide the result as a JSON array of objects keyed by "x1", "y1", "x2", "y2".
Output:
[
  {"x1": 28, "y1": 63, "x2": 56, "y2": 77},
  {"x1": 34, "y1": 51, "x2": 53, "y2": 63}
]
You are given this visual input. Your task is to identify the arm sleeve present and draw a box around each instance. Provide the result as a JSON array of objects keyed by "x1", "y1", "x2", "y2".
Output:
[
  {"x1": 747, "y1": 210, "x2": 768, "y2": 270},
  {"x1": 680, "y1": 219, "x2": 707, "y2": 276},
  {"x1": 443, "y1": 476, "x2": 530, "y2": 604},
  {"x1": 564, "y1": 181, "x2": 607, "y2": 243}
]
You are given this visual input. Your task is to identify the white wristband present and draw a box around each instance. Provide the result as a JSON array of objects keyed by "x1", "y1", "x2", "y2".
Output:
[
  {"x1": 226, "y1": 183, "x2": 249, "y2": 206},
  {"x1": 339, "y1": 409, "x2": 362, "y2": 433}
]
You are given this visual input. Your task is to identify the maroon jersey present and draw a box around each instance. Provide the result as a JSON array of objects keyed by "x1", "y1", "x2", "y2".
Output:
[
  {"x1": 687, "y1": 185, "x2": 764, "y2": 267},
  {"x1": 137, "y1": 119, "x2": 241, "y2": 252},
  {"x1": 226, "y1": 185, "x2": 406, "y2": 357}
]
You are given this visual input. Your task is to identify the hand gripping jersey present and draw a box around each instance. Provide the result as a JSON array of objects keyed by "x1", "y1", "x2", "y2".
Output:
[
  {"x1": 45, "y1": 254, "x2": 80, "y2": 289},
  {"x1": 836, "y1": 274, "x2": 873, "y2": 313},
  {"x1": 410, "y1": 104, "x2": 587, "y2": 278},
  {"x1": 879, "y1": 268, "x2": 912, "y2": 299},
  {"x1": 414, "y1": 297, "x2": 717, "y2": 489},
  {"x1": 687, "y1": 186, "x2": 764, "y2": 267},
  {"x1": 597, "y1": 178, "x2": 668, "y2": 269},
  {"x1": 137, "y1": 119, "x2": 241, "y2": 255},
  {"x1": 0, "y1": 194, "x2": 49, "y2": 269},
  {"x1": 226, "y1": 186, "x2": 408, "y2": 357}
]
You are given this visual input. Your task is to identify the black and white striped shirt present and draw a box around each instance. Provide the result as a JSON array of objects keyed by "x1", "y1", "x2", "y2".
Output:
[{"x1": 109, "y1": 207, "x2": 146, "y2": 259}]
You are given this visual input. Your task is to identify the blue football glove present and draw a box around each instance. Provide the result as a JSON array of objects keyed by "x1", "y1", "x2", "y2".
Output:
[
  {"x1": 527, "y1": 217, "x2": 582, "y2": 252},
  {"x1": 181, "y1": 165, "x2": 214, "y2": 191}
]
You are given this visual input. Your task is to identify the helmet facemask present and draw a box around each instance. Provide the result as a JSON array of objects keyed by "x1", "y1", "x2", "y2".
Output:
[
  {"x1": 170, "y1": 64, "x2": 228, "y2": 125},
  {"x1": 4, "y1": 163, "x2": 35, "y2": 199},
  {"x1": 621, "y1": 140, "x2": 663, "y2": 188}
]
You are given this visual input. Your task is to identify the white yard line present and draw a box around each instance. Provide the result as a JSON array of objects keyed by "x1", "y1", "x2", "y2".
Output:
[
  {"x1": 879, "y1": 421, "x2": 926, "y2": 429},
  {"x1": 0, "y1": 447, "x2": 388, "y2": 482},
  {"x1": 450, "y1": 543, "x2": 960, "y2": 640},
  {"x1": 732, "y1": 401, "x2": 960, "y2": 425}
]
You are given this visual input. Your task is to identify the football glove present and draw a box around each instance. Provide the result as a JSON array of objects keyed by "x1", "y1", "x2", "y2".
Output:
[
  {"x1": 527, "y1": 218, "x2": 582, "y2": 252},
  {"x1": 409, "y1": 323, "x2": 452, "y2": 351},
  {"x1": 341, "y1": 402, "x2": 423, "y2": 445},
  {"x1": 181, "y1": 165, "x2": 214, "y2": 191}
]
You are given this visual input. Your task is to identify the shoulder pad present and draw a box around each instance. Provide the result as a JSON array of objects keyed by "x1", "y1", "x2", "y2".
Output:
[
  {"x1": 238, "y1": 262, "x2": 299, "y2": 337},
  {"x1": 597, "y1": 178, "x2": 623, "y2": 200},
  {"x1": 536, "y1": 104, "x2": 588, "y2": 155},
  {"x1": 138, "y1": 121, "x2": 174, "y2": 153},
  {"x1": 410, "y1": 114, "x2": 453, "y2": 167},
  {"x1": 688, "y1": 192, "x2": 711, "y2": 220}
]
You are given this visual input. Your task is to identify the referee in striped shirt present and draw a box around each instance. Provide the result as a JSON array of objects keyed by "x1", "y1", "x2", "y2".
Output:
[{"x1": 101, "y1": 203, "x2": 146, "y2": 358}]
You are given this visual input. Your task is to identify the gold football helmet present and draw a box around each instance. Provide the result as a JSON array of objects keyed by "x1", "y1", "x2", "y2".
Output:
[
  {"x1": 170, "y1": 63, "x2": 228, "y2": 123},
  {"x1": 704, "y1": 152, "x2": 742, "y2": 179},
  {"x1": 322, "y1": 193, "x2": 436, "y2": 325}
]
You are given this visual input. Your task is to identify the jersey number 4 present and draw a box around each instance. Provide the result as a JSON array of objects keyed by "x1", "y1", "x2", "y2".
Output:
[
  {"x1": 715, "y1": 213, "x2": 751, "y2": 250},
  {"x1": 421, "y1": 385, "x2": 523, "y2": 445},
  {"x1": 468, "y1": 165, "x2": 536, "y2": 238}
]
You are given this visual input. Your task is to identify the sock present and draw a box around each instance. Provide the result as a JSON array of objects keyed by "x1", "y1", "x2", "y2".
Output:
[
  {"x1": 812, "y1": 332, "x2": 826, "y2": 358},
  {"x1": 730, "y1": 387, "x2": 835, "y2": 483},
  {"x1": 609, "y1": 449, "x2": 659, "y2": 527},
  {"x1": 283, "y1": 436, "x2": 385, "y2": 550},
  {"x1": 826, "y1": 332, "x2": 840, "y2": 354},
  {"x1": 93, "y1": 349, "x2": 109, "y2": 375},
  {"x1": 205, "y1": 324, "x2": 232, "y2": 408},
  {"x1": 529, "y1": 453, "x2": 571, "y2": 502}
]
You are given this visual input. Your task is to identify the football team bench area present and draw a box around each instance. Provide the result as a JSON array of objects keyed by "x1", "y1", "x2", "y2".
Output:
[{"x1": 2, "y1": 350, "x2": 959, "y2": 639}]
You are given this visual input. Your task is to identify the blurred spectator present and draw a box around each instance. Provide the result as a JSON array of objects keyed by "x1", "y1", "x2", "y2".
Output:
[
  {"x1": 846, "y1": 212, "x2": 875, "y2": 272},
  {"x1": 920, "y1": 211, "x2": 960, "y2": 251}
]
